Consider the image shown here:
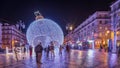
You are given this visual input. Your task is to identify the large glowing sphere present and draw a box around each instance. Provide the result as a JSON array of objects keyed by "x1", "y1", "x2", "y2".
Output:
[{"x1": 26, "y1": 19, "x2": 64, "y2": 48}]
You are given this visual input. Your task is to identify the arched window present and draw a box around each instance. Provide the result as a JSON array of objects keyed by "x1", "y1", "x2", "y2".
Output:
[
  {"x1": 105, "y1": 21, "x2": 108, "y2": 24},
  {"x1": 99, "y1": 21, "x2": 102, "y2": 24}
]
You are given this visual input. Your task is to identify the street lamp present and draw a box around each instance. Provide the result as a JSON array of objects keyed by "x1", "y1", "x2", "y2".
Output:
[
  {"x1": 66, "y1": 24, "x2": 73, "y2": 32},
  {"x1": 66, "y1": 24, "x2": 73, "y2": 45},
  {"x1": 69, "y1": 26, "x2": 73, "y2": 31}
]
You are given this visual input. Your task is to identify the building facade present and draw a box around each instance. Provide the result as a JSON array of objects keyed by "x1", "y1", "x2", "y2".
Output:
[
  {"x1": 110, "y1": 0, "x2": 120, "y2": 52},
  {"x1": 0, "y1": 23, "x2": 2, "y2": 48},
  {"x1": 2, "y1": 23, "x2": 27, "y2": 50},
  {"x1": 64, "y1": 31, "x2": 74, "y2": 45},
  {"x1": 72, "y1": 11, "x2": 111, "y2": 48}
]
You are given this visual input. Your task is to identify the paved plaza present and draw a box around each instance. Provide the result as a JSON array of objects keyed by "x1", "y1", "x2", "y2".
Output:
[{"x1": 0, "y1": 49, "x2": 120, "y2": 68}]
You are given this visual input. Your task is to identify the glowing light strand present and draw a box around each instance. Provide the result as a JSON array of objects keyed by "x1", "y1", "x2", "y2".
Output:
[{"x1": 26, "y1": 19, "x2": 64, "y2": 48}]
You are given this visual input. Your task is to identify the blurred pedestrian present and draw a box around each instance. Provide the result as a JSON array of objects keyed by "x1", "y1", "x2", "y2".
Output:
[
  {"x1": 35, "y1": 42, "x2": 43, "y2": 64},
  {"x1": 99, "y1": 44, "x2": 103, "y2": 52},
  {"x1": 14, "y1": 47, "x2": 19, "y2": 62},
  {"x1": 59, "y1": 45, "x2": 63, "y2": 56},
  {"x1": 46, "y1": 45, "x2": 50, "y2": 58},
  {"x1": 118, "y1": 44, "x2": 120, "y2": 57},
  {"x1": 104, "y1": 44, "x2": 107, "y2": 52},
  {"x1": 29, "y1": 46, "x2": 33, "y2": 57},
  {"x1": 66, "y1": 44, "x2": 70, "y2": 54},
  {"x1": 22, "y1": 46, "x2": 26, "y2": 59},
  {"x1": 50, "y1": 42, "x2": 55, "y2": 57}
]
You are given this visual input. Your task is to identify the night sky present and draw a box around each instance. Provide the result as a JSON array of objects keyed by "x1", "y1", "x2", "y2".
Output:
[{"x1": 0, "y1": 0, "x2": 116, "y2": 35}]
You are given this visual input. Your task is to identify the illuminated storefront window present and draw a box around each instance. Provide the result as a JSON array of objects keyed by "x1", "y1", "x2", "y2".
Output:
[{"x1": 99, "y1": 27, "x2": 102, "y2": 29}]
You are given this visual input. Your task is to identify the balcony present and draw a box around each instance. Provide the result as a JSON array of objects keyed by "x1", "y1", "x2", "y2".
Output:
[{"x1": 96, "y1": 17, "x2": 110, "y2": 19}]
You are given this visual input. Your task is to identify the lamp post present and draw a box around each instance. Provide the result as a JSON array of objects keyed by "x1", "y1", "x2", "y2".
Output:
[
  {"x1": 66, "y1": 24, "x2": 73, "y2": 33},
  {"x1": 91, "y1": 31, "x2": 94, "y2": 49},
  {"x1": 66, "y1": 24, "x2": 73, "y2": 45}
]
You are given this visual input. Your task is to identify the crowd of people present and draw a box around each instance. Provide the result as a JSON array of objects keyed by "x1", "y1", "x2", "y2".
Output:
[
  {"x1": 99, "y1": 44, "x2": 113, "y2": 52},
  {"x1": 34, "y1": 42, "x2": 71, "y2": 64},
  {"x1": 99, "y1": 44, "x2": 120, "y2": 57},
  {"x1": 6, "y1": 41, "x2": 120, "y2": 65},
  {"x1": 13, "y1": 42, "x2": 71, "y2": 64}
]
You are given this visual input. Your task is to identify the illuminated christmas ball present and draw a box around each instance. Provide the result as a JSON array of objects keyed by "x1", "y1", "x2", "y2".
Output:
[{"x1": 26, "y1": 19, "x2": 64, "y2": 48}]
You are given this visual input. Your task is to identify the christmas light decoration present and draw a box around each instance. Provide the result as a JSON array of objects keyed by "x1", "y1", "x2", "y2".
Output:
[{"x1": 26, "y1": 19, "x2": 64, "y2": 48}]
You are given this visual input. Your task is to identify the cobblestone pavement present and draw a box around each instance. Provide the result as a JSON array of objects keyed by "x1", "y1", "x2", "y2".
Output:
[{"x1": 0, "y1": 49, "x2": 120, "y2": 68}]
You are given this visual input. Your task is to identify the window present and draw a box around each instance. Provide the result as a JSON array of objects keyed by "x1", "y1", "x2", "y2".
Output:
[
  {"x1": 5, "y1": 27, "x2": 8, "y2": 29},
  {"x1": 105, "y1": 27, "x2": 107, "y2": 30},
  {"x1": 6, "y1": 35, "x2": 9, "y2": 38},
  {"x1": 81, "y1": 30, "x2": 83, "y2": 32},
  {"x1": 4, "y1": 40, "x2": 7, "y2": 44},
  {"x1": 82, "y1": 26, "x2": 83, "y2": 28},
  {"x1": 84, "y1": 32, "x2": 86, "y2": 36},
  {"x1": 9, "y1": 31, "x2": 11, "y2": 33},
  {"x1": 105, "y1": 21, "x2": 108, "y2": 24},
  {"x1": 104, "y1": 14, "x2": 107, "y2": 17},
  {"x1": 92, "y1": 23, "x2": 94, "y2": 26},
  {"x1": 4, "y1": 31, "x2": 7, "y2": 33},
  {"x1": 99, "y1": 21, "x2": 102, "y2": 24},
  {"x1": 94, "y1": 29, "x2": 96, "y2": 33},
  {"x1": 87, "y1": 32, "x2": 90, "y2": 35},
  {"x1": 2, "y1": 35, "x2": 4, "y2": 38},
  {"x1": 9, "y1": 26, "x2": 12, "y2": 29},
  {"x1": 99, "y1": 27, "x2": 102, "y2": 29},
  {"x1": 84, "y1": 28, "x2": 86, "y2": 31},
  {"x1": 99, "y1": 15, "x2": 102, "y2": 18},
  {"x1": 92, "y1": 17, "x2": 95, "y2": 21},
  {"x1": 99, "y1": 33, "x2": 102, "y2": 36},
  {"x1": 88, "y1": 26, "x2": 90, "y2": 29},
  {"x1": 119, "y1": 3, "x2": 120, "y2": 8},
  {"x1": 118, "y1": 21, "x2": 120, "y2": 27},
  {"x1": 4, "y1": 35, "x2": 7, "y2": 38}
]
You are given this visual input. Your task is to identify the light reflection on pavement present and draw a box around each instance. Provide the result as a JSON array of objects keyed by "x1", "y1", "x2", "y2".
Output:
[{"x1": 0, "y1": 49, "x2": 120, "y2": 68}]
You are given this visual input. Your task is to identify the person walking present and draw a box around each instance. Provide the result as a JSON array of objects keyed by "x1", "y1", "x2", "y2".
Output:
[
  {"x1": 35, "y1": 42, "x2": 43, "y2": 64},
  {"x1": 14, "y1": 47, "x2": 19, "y2": 62},
  {"x1": 22, "y1": 46, "x2": 26, "y2": 59},
  {"x1": 105, "y1": 46, "x2": 107, "y2": 52},
  {"x1": 59, "y1": 45, "x2": 63, "y2": 56},
  {"x1": 29, "y1": 46, "x2": 33, "y2": 57},
  {"x1": 50, "y1": 42, "x2": 55, "y2": 57},
  {"x1": 118, "y1": 45, "x2": 120, "y2": 57},
  {"x1": 66, "y1": 44, "x2": 70, "y2": 54},
  {"x1": 46, "y1": 45, "x2": 50, "y2": 58},
  {"x1": 99, "y1": 44, "x2": 103, "y2": 52}
]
